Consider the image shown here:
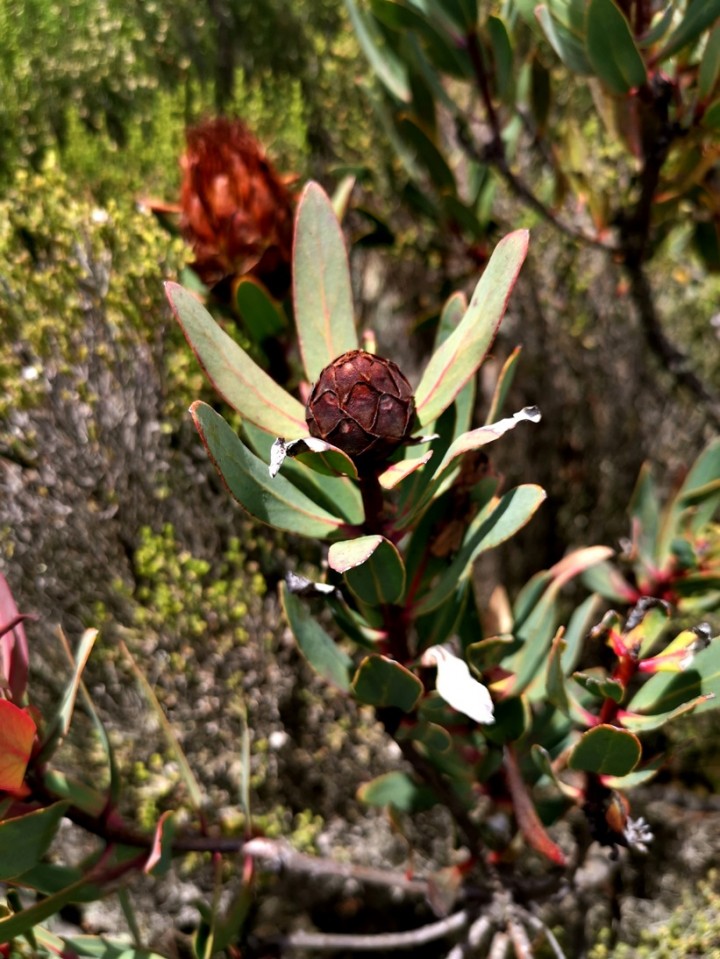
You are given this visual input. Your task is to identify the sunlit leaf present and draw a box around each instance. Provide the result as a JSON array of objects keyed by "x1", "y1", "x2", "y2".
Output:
[
  {"x1": 379, "y1": 451, "x2": 434, "y2": 490},
  {"x1": 329, "y1": 535, "x2": 406, "y2": 605},
  {"x1": 192, "y1": 402, "x2": 349, "y2": 538},
  {"x1": 500, "y1": 547, "x2": 615, "y2": 697},
  {"x1": 0, "y1": 700, "x2": 36, "y2": 794},
  {"x1": 37, "y1": 629, "x2": 97, "y2": 763},
  {"x1": 619, "y1": 694, "x2": 713, "y2": 731},
  {"x1": 415, "y1": 230, "x2": 529, "y2": 426},
  {"x1": 415, "y1": 484, "x2": 547, "y2": 614},
  {"x1": 166, "y1": 282, "x2": 306, "y2": 437},
  {"x1": 627, "y1": 635, "x2": 720, "y2": 715},
  {"x1": 293, "y1": 182, "x2": 358, "y2": 383}
]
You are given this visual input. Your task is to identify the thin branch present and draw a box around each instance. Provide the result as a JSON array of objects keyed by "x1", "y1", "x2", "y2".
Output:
[
  {"x1": 445, "y1": 915, "x2": 494, "y2": 959},
  {"x1": 273, "y1": 909, "x2": 471, "y2": 952},
  {"x1": 394, "y1": 734, "x2": 496, "y2": 883},
  {"x1": 460, "y1": 32, "x2": 613, "y2": 253},
  {"x1": 488, "y1": 931, "x2": 510, "y2": 959},
  {"x1": 527, "y1": 914, "x2": 568, "y2": 959},
  {"x1": 242, "y1": 837, "x2": 431, "y2": 898},
  {"x1": 508, "y1": 919, "x2": 533, "y2": 959}
]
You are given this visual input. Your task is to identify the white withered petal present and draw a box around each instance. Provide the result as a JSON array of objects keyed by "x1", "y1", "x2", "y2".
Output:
[{"x1": 421, "y1": 645, "x2": 495, "y2": 724}]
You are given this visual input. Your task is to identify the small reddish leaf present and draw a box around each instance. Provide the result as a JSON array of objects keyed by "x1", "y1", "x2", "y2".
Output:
[
  {"x1": 504, "y1": 744, "x2": 567, "y2": 865},
  {"x1": 145, "y1": 811, "x2": 177, "y2": 876},
  {"x1": 0, "y1": 575, "x2": 30, "y2": 704},
  {"x1": 0, "y1": 701, "x2": 36, "y2": 794}
]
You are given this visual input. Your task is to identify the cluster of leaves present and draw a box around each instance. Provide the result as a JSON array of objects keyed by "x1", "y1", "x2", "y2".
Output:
[
  {"x1": 166, "y1": 184, "x2": 720, "y2": 948},
  {"x1": 348, "y1": 0, "x2": 720, "y2": 265},
  {"x1": 343, "y1": 0, "x2": 720, "y2": 436},
  {"x1": 0, "y1": 174, "x2": 718, "y2": 955}
]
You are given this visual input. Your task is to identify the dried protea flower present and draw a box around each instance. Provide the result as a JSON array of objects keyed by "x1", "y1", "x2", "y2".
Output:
[
  {"x1": 305, "y1": 350, "x2": 416, "y2": 469},
  {"x1": 180, "y1": 118, "x2": 295, "y2": 298}
]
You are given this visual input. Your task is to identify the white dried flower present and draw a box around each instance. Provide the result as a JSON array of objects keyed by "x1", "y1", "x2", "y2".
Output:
[
  {"x1": 421, "y1": 645, "x2": 495, "y2": 724},
  {"x1": 624, "y1": 816, "x2": 653, "y2": 854}
]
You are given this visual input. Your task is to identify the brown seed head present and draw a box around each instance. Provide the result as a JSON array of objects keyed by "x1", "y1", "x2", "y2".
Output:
[
  {"x1": 305, "y1": 350, "x2": 415, "y2": 468},
  {"x1": 180, "y1": 118, "x2": 295, "y2": 298}
]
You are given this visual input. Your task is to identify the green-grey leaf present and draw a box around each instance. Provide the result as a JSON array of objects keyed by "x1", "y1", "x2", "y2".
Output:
[
  {"x1": 166, "y1": 282, "x2": 306, "y2": 437},
  {"x1": 586, "y1": 0, "x2": 647, "y2": 95},
  {"x1": 0, "y1": 802, "x2": 70, "y2": 880},
  {"x1": 293, "y1": 182, "x2": 358, "y2": 383},
  {"x1": 656, "y1": 0, "x2": 720, "y2": 62},
  {"x1": 536, "y1": 5, "x2": 593, "y2": 75},
  {"x1": 328, "y1": 535, "x2": 406, "y2": 605},
  {"x1": 699, "y1": 23, "x2": 720, "y2": 101},
  {"x1": 352, "y1": 655, "x2": 423, "y2": 711},
  {"x1": 192, "y1": 402, "x2": 348, "y2": 538},
  {"x1": 395, "y1": 115, "x2": 456, "y2": 192},
  {"x1": 501, "y1": 547, "x2": 615, "y2": 697},
  {"x1": 38, "y1": 630, "x2": 97, "y2": 762},
  {"x1": 487, "y1": 15, "x2": 514, "y2": 102},
  {"x1": 415, "y1": 484, "x2": 547, "y2": 615},
  {"x1": 620, "y1": 695, "x2": 712, "y2": 732},
  {"x1": 357, "y1": 771, "x2": 436, "y2": 812},
  {"x1": 345, "y1": 0, "x2": 411, "y2": 101},
  {"x1": 568, "y1": 724, "x2": 641, "y2": 776},
  {"x1": 242, "y1": 421, "x2": 363, "y2": 525},
  {"x1": 281, "y1": 584, "x2": 353, "y2": 691},
  {"x1": 235, "y1": 277, "x2": 287, "y2": 341},
  {"x1": 0, "y1": 874, "x2": 98, "y2": 941},
  {"x1": 627, "y1": 636, "x2": 720, "y2": 715},
  {"x1": 415, "y1": 230, "x2": 529, "y2": 426}
]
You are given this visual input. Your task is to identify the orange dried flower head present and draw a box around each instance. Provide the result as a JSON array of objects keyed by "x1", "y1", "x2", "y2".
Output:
[{"x1": 180, "y1": 118, "x2": 295, "y2": 298}]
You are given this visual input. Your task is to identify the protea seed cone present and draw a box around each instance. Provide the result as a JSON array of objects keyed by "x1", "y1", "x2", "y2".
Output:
[
  {"x1": 305, "y1": 350, "x2": 416, "y2": 469},
  {"x1": 180, "y1": 118, "x2": 295, "y2": 298}
]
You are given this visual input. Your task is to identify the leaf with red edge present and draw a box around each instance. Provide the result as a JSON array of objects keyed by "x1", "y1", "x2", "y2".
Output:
[
  {"x1": 504, "y1": 744, "x2": 567, "y2": 865},
  {"x1": 145, "y1": 811, "x2": 177, "y2": 877},
  {"x1": 0, "y1": 575, "x2": 29, "y2": 704},
  {"x1": 0, "y1": 700, "x2": 36, "y2": 794},
  {"x1": 293, "y1": 182, "x2": 358, "y2": 383},
  {"x1": 166, "y1": 282, "x2": 306, "y2": 438},
  {"x1": 415, "y1": 230, "x2": 529, "y2": 426}
]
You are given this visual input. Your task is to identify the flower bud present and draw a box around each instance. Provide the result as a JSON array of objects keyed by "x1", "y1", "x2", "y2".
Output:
[
  {"x1": 180, "y1": 118, "x2": 295, "y2": 298},
  {"x1": 305, "y1": 350, "x2": 415, "y2": 468}
]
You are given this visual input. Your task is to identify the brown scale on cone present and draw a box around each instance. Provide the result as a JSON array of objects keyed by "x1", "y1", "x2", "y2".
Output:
[{"x1": 305, "y1": 350, "x2": 416, "y2": 469}]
